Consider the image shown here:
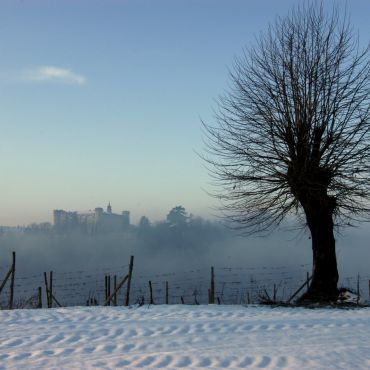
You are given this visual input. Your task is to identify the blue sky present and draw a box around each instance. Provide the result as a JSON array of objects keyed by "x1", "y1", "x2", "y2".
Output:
[{"x1": 0, "y1": 0, "x2": 369, "y2": 226}]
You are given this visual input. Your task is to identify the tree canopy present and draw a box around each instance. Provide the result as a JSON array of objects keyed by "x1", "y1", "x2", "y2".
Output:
[{"x1": 204, "y1": 3, "x2": 370, "y2": 234}]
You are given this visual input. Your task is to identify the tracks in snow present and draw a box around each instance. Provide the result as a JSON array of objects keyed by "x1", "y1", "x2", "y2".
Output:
[{"x1": 1, "y1": 305, "x2": 370, "y2": 369}]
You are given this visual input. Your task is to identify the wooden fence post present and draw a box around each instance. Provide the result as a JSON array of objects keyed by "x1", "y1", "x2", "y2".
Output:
[
  {"x1": 38, "y1": 287, "x2": 42, "y2": 308},
  {"x1": 113, "y1": 275, "x2": 117, "y2": 306},
  {"x1": 209, "y1": 266, "x2": 215, "y2": 304},
  {"x1": 125, "y1": 255, "x2": 134, "y2": 307},
  {"x1": 181, "y1": 296, "x2": 185, "y2": 304},
  {"x1": 49, "y1": 271, "x2": 53, "y2": 308},
  {"x1": 148, "y1": 281, "x2": 154, "y2": 304},
  {"x1": 357, "y1": 273, "x2": 360, "y2": 305},
  {"x1": 108, "y1": 275, "x2": 112, "y2": 306},
  {"x1": 105, "y1": 275, "x2": 108, "y2": 304},
  {"x1": 8, "y1": 252, "x2": 16, "y2": 310},
  {"x1": 165, "y1": 281, "x2": 169, "y2": 304},
  {"x1": 193, "y1": 289, "x2": 199, "y2": 305},
  {"x1": 273, "y1": 284, "x2": 277, "y2": 302}
]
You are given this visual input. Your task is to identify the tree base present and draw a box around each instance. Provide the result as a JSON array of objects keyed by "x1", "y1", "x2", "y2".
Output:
[{"x1": 298, "y1": 287, "x2": 339, "y2": 304}]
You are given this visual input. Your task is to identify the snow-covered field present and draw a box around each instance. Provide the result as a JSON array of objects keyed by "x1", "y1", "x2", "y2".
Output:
[{"x1": 1, "y1": 305, "x2": 370, "y2": 370}]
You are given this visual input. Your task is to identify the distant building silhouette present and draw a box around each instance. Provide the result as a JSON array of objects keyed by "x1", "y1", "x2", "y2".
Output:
[{"x1": 53, "y1": 203, "x2": 130, "y2": 234}]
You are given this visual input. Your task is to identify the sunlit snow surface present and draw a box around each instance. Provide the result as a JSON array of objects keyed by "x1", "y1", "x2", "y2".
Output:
[{"x1": 1, "y1": 305, "x2": 370, "y2": 369}]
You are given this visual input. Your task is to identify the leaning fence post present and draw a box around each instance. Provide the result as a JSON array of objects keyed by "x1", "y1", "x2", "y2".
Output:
[
  {"x1": 44, "y1": 272, "x2": 50, "y2": 308},
  {"x1": 125, "y1": 255, "x2": 134, "y2": 307},
  {"x1": 287, "y1": 275, "x2": 312, "y2": 303},
  {"x1": 0, "y1": 266, "x2": 13, "y2": 296},
  {"x1": 51, "y1": 293, "x2": 62, "y2": 308},
  {"x1": 8, "y1": 252, "x2": 16, "y2": 310},
  {"x1": 103, "y1": 275, "x2": 128, "y2": 306}
]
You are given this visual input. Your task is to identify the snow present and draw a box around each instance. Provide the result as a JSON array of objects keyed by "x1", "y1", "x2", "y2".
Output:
[{"x1": 1, "y1": 305, "x2": 370, "y2": 369}]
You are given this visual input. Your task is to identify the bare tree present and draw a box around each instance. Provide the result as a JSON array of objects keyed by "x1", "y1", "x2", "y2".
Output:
[{"x1": 203, "y1": 3, "x2": 370, "y2": 302}]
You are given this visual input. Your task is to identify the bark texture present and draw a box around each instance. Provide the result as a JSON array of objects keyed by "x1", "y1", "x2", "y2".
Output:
[{"x1": 299, "y1": 194, "x2": 339, "y2": 301}]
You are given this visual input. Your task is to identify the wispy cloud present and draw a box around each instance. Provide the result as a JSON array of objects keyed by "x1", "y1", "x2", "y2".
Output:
[{"x1": 23, "y1": 66, "x2": 86, "y2": 85}]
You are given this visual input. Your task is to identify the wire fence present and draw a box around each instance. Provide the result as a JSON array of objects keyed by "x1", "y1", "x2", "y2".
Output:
[{"x1": 1, "y1": 255, "x2": 369, "y2": 309}]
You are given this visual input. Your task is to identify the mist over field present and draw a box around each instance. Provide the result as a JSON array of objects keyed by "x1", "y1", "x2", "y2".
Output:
[
  {"x1": 1, "y1": 206, "x2": 370, "y2": 308},
  {"x1": 1, "y1": 214, "x2": 369, "y2": 279}
]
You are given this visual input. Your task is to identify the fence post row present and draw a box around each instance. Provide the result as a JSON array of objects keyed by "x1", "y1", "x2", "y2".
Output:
[{"x1": 3, "y1": 253, "x2": 368, "y2": 308}]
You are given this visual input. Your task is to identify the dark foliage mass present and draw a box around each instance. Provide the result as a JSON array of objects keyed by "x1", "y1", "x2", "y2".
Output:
[{"x1": 0, "y1": 206, "x2": 231, "y2": 275}]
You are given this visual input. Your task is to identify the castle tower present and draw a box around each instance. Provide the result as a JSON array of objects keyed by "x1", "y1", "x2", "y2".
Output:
[
  {"x1": 107, "y1": 202, "x2": 112, "y2": 214},
  {"x1": 122, "y1": 210, "x2": 130, "y2": 226},
  {"x1": 95, "y1": 207, "x2": 103, "y2": 219}
]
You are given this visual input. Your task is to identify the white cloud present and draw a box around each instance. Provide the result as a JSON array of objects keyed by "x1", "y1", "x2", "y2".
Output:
[{"x1": 23, "y1": 66, "x2": 86, "y2": 85}]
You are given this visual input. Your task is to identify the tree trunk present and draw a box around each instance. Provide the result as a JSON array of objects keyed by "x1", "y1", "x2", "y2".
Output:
[{"x1": 299, "y1": 194, "x2": 339, "y2": 302}]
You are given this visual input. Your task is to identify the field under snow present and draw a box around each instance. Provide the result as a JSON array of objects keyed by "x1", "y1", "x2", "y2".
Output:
[{"x1": 1, "y1": 305, "x2": 370, "y2": 370}]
